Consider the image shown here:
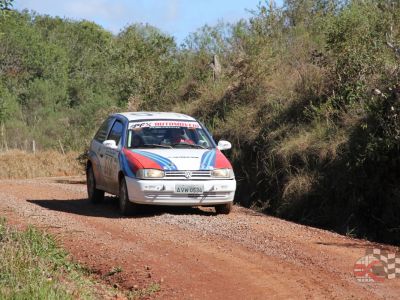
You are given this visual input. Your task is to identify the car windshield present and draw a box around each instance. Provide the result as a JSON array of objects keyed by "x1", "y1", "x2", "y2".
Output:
[{"x1": 126, "y1": 120, "x2": 214, "y2": 149}]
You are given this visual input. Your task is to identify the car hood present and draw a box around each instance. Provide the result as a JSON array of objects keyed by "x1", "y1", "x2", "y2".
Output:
[{"x1": 123, "y1": 148, "x2": 232, "y2": 171}]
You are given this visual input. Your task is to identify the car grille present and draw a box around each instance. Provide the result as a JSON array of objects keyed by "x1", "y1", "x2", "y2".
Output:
[
  {"x1": 145, "y1": 192, "x2": 231, "y2": 199},
  {"x1": 164, "y1": 170, "x2": 212, "y2": 180}
]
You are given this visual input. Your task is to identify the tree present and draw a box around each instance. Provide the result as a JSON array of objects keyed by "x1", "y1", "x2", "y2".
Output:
[
  {"x1": 0, "y1": 0, "x2": 13, "y2": 13},
  {"x1": 113, "y1": 24, "x2": 182, "y2": 109}
]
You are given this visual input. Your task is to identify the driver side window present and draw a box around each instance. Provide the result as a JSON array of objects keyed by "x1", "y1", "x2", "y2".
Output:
[
  {"x1": 94, "y1": 117, "x2": 114, "y2": 143},
  {"x1": 107, "y1": 120, "x2": 124, "y2": 145}
]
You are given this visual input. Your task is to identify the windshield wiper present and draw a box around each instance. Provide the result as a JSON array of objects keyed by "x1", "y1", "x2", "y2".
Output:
[
  {"x1": 171, "y1": 142, "x2": 208, "y2": 149},
  {"x1": 140, "y1": 144, "x2": 173, "y2": 149}
]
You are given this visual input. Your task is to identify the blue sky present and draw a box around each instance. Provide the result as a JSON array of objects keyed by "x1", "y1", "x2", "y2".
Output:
[{"x1": 14, "y1": 0, "x2": 268, "y2": 44}]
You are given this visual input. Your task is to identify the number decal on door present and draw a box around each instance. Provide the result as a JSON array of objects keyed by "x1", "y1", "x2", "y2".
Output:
[{"x1": 104, "y1": 155, "x2": 113, "y2": 177}]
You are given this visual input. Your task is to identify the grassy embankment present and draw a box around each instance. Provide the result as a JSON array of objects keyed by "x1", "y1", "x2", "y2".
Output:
[{"x1": 0, "y1": 218, "x2": 111, "y2": 299}]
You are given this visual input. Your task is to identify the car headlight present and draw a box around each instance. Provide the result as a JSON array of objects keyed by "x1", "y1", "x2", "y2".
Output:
[
  {"x1": 211, "y1": 168, "x2": 234, "y2": 179},
  {"x1": 136, "y1": 169, "x2": 165, "y2": 179}
]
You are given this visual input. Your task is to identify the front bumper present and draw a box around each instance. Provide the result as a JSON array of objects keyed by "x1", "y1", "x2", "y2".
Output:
[{"x1": 125, "y1": 177, "x2": 236, "y2": 206}]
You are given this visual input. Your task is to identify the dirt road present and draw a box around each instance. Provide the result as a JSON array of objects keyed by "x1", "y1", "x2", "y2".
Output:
[{"x1": 0, "y1": 177, "x2": 399, "y2": 299}]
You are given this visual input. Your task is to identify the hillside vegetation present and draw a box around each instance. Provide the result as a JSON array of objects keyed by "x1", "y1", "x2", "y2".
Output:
[{"x1": 1, "y1": 0, "x2": 400, "y2": 244}]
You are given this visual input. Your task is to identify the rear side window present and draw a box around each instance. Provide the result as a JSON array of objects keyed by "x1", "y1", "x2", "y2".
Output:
[
  {"x1": 94, "y1": 117, "x2": 114, "y2": 142},
  {"x1": 107, "y1": 120, "x2": 124, "y2": 145}
]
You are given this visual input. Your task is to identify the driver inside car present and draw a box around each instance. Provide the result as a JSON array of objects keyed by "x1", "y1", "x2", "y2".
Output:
[
  {"x1": 131, "y1": 134, "x2": 144, "y2": 148},
  {"x1": 169, "y1": 128, "x2": 194, "y2": 144}
]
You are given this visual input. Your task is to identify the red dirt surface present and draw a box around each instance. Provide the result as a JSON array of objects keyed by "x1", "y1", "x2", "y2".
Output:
[{"x1": 0, "y1": 177, "x2": 399, "y2": 299}]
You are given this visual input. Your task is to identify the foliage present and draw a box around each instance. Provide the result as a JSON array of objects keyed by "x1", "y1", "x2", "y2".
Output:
[{"x1": 0, "y1": 0, "x2": 13, "y2": 12}]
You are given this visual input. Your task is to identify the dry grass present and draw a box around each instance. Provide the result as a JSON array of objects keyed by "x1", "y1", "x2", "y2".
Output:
[
  {"x1": 182, "y1": 79, "x2": 231, "y2": 119},
  {"x1": 282, "y1": 172, "x2": 317, "y2": 202},
  {"x1": 214, "y1": 105, "x2": 260, "y2": 142},
  {"x1": 0, "y1": 150, "x2": 83, "y2": 179},
  {"x1": 277, "y1": 123, "x2": 348, "y2": 164}
]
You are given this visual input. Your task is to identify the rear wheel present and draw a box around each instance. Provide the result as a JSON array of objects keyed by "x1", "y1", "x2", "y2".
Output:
[
  {"x1": 215, "y1": 202, "x2": 232, "y2": 215},
  {"x1": 119, "y1": 177, "x2": 137, "y2": 216},
  {"x1": 87, "y1": 166, "x2": 104, "y2": 203}
]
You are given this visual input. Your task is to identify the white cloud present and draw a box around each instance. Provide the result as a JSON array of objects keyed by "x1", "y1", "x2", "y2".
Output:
[{"x1": 165, "y1": 0, "x2": 180, "y2": 22}]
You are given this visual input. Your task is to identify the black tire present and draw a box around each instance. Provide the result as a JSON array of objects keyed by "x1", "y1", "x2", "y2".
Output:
[
  {"x1": 119, "y1": 177, "x2": 137, "y2": 216},
  {"x1": 215, "y1": 202, "x2": 232, "y2": 215},
  {"x1": 87, "y1": 166, "x2": 105, "y2": 204}
]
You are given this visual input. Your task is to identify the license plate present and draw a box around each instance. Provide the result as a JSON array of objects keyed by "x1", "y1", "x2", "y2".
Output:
[{"x1": 175, "y1": 184, "x2": 204, "y2": 194}]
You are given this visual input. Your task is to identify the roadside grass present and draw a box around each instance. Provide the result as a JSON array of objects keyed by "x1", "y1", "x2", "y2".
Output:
[
  {"x1": 128, "y1": 283, "x2": 161, "y2": 299},
  {"x1": 0, "y1": 218, "x2": 105, "y2": 299},
  {"x1": 0, "y1": 150, "x2": 83, "y2": 179},
  {"x1": 0, "y1": 219, "x2": 160, "y2": 299}
]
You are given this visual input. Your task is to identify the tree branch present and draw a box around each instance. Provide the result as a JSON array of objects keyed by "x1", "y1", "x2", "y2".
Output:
[{"x1": 386, "y1": 26, "x2": 400, "y2": 58}]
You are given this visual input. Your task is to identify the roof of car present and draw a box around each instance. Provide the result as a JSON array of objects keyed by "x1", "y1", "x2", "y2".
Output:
[{"x1": 115, "y1": 112, "x2": 196, "y2": 122}]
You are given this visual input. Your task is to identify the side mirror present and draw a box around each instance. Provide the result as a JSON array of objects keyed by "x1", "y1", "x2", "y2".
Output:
[
  {"x1": 217, "y1": 140, "x2": 232, "y2": 151},
  {"x1": 103, "y1": 140, "x2": 118, "y2": 149}
]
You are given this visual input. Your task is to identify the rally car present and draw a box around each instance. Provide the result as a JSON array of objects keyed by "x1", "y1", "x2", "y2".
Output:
[{"x1": 86, "y1": 112, "x2": 236, "y2": 215}]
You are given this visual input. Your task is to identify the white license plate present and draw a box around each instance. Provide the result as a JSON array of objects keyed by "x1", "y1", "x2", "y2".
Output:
[{"x1": 175, "y1": 184, "x2": 204, "y2": 194}]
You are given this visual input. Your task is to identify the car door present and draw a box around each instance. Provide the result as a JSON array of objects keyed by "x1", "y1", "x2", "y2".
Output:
[
  {"x1": 90, "y1": 116, "x2": 115, "y2": 190},
  {"x1": 101, "y1": 119, "x2": 125, "y2": 194}
]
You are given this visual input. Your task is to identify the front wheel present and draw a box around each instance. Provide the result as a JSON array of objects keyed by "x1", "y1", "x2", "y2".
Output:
[
  {"x1": 87, "y1": 166, "x2": 104, "y2": 203},
  {"x1": 119, "y1": 177, "x2": 137, "y2": 216},
  {"x1": 215, "y1": 202, "x2": 232, "y2": 215}
]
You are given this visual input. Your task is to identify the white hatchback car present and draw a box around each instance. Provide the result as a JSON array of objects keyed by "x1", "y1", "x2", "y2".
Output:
[{"x1": 86, "y1": 112, "x2": 236, "y2": 215}]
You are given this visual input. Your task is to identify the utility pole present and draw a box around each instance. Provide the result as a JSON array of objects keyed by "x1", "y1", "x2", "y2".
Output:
[
  {"x1": 1, "y1": 122, "x2": 7, "y2": 151},
  {"x1": 210, "y1": 54, "x2": 222, "y2": 81}
]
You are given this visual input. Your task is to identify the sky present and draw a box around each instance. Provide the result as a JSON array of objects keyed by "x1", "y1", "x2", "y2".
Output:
[{"x1": 14, "y1": 0, "x2": 267, "y2": 44}]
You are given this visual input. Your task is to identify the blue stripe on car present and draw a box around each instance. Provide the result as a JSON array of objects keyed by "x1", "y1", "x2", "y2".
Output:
[
  {"x1": 119, "y1": 152, "x2": 135, "y2": 178},
  {"x1": 137, "y1": 151, "x2": 171, "y2": 167},
  {"x1": 207, "y1": 150, "x2": 216, "y2": 168},
  {"x1": 200, "y1": 150, "x2": 216, "y2": 170},
  {"x1": 203, "y1": 151, "x2": 212, "y2": 168},
  {"x1": 134, "y1": 151, "x2": 173, "y2": 170},
  {"x1": 132, "y1": 150, "x2": 178, "y2": 171}
]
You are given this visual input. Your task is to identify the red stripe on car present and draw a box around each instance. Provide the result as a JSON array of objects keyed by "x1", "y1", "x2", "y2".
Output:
[
  {"x1": 215, "y1": 149, "x2": 232, "y2": 169},
  {"x1": 123, "y1": 148, "x2": 162, "y2": 171}
]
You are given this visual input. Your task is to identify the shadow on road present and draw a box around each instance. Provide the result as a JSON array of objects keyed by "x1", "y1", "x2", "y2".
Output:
[
  {"x1": 54, "y1": 179, "x2": 86, "y2": 185},
  {"x1": 315, "y1": 241, "x2": 393, "y2": 251},
  {"x1": 315, "y1": 241, "x2": 367, "y2": 249},
  {"x1": 27, "y1": 197, "x2": 216, "y2": 218}
]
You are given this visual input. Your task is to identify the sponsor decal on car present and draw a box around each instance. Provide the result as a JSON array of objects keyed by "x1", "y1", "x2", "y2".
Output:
[{"x1": 129, "y1": 121, "x2": 201, "y2": 129}]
